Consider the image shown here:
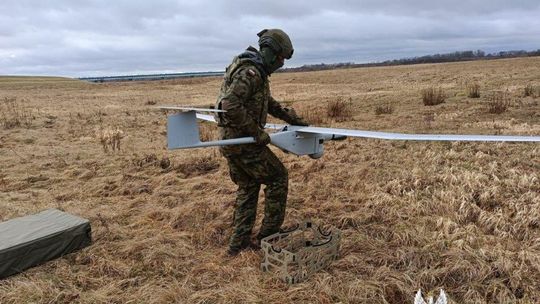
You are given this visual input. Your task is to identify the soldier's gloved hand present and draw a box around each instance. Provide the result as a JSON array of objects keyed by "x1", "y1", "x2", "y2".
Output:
[
  {"x1": 285, "y1": 108, "x2": 309, "y2": 126},
  {"x1": 290, "y1": 117, "x2": 309, "y2": 126},
  {"x1": 255, "y1": 131, "x2": 271, "y2": 146}
]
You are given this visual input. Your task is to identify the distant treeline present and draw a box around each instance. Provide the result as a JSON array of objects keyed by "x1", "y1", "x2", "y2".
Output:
[
  {"x1": 81, "y1": 48, "x2": 540, "y2": 83},
  {"x1": 281, "y1": 49, "x2": 540, "y2": 73}
]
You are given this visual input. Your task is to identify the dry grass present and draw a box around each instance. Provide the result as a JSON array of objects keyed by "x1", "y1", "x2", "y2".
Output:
[
  {"x1": 326, "y1": 97, "x2": 353, "y2": 121},
  {"x1": 0, "y1": 97, "x2": 34, "y2": 129},
  {"x1": 199, "y1": 122, "x2": 218, "y2": 142},
  {"x1": 422, "y1": 87, "x2": 446, "y2": 106},
  {"x1": 131, "y1": 153, "x2": 171, "y2": 170},
  {"x1": 299, "y1": 106, "x2": 327, "y2": 125},
  {"x1": 487, "y1": 92, "x2": 511, "y2": 114},
  {"x1": 466, "y1": 82, "x2": 481, "y2": 98},
  {"x1": 95, "y1": 126, "x2": 124, "y2": 153},
  {"x1": 296, "y1": 97, "x2": 353, "y2": 125},
  {"x1": 523, "y1": 84, "x2": 534, "y2": 97},
  {"x1": 523, "y1": 84, "x2": 539, "y2": 98},
  {"x1": 1, "y1": 57, "x2": 540, "y2": 303},
  {"x1": 374, "y1": 103, "x2": 394, "y2": 115}
]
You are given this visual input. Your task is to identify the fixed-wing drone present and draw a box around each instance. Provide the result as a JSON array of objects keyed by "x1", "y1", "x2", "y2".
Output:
[{"x1": 160, "y1": 106, "x2": 540, "y2": 158}]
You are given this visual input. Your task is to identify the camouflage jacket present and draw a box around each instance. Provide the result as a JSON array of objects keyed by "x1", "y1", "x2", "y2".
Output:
[{"x1": 215, "y1": 46, "x2": 298, "y2": 155}]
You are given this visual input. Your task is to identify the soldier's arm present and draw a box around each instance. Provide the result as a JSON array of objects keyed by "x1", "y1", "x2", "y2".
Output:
[
  {"x1": 220, "y1": 67, "x2": 264, "y2": 137},
  {"x1": 268, "y1": 96, "x2": 308, "y2": 126}
]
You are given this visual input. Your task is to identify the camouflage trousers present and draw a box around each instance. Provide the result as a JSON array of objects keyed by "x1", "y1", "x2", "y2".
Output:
[{"x1": 224, "y1": 146, "x2": 288, "y2": 250}]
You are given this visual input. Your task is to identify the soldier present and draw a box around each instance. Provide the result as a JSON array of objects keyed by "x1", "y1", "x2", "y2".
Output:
[{"x1": 215, "y1": 29, "x2": 308, "y2": 256}]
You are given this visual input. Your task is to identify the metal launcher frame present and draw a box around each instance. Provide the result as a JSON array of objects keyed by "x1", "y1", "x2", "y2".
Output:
[{"x1": 260, "y1": 219, "x2": 341, "y2": 284}]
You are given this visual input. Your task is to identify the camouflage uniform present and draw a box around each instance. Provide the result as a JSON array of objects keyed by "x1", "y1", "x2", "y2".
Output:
[{"x1": 215, "y1": 46, "x2": 304, "y2": 252}]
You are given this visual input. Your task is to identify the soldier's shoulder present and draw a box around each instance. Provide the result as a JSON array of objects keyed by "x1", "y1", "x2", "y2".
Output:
[{"x1": 235, "y1": 64, "x2": 263, "y2": 82}]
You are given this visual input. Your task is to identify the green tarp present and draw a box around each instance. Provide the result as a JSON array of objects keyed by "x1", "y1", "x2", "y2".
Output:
[{"x1": 0, "y1": 209, "x2": 91, "y2": 279}]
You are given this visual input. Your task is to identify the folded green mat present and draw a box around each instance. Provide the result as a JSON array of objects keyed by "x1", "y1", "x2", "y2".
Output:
[{"x1": 0, "y1": 209, "x2": 92, "y2": 279}]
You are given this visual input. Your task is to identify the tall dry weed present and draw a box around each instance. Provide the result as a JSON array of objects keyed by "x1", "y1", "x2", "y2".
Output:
[
  {"x1": 487, "y1": 92, "x2": 511, "y2": 114},
  {"x1": 523, "y1": 84, "x2": 534, "y2": 97},
  {"x1": 375, "y1": 103, "x2": 394, "y2": 115},
  {"x1": 466, "y1": 82, "x2": 481, "y2": 98},
  {"x1": 0, "y1": 97, "x2": 34, "y2": 129},
  {"x1": 423, "y1": 112, "x2": 435, "y2": 129},
  {"x1": 422, "y1": 87, "x2": 446, "y2": 106},
  {"x1": 327, "y1": 97, "x2": 353, "y2": 121},
  {"x1": 523, "y1": 84, "x2": 539, "y2": 97},
  {"x1": 300, "y1": 106, "x2": 327, "y2": 125},
  {"x1": 95, "y1": 126, "x2": 125, "y2": 152}
]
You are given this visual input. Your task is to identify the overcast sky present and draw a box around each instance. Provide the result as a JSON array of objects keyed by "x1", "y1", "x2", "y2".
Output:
[{"x1": 1, "y1": 0, "x2": 539, "y2": 77}]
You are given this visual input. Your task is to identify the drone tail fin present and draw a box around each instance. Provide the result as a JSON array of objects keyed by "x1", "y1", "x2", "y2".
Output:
[
  {"x1": 167, "y1": 110, "x2": 202, "y2": 149},
  {"x1": 166, "y1": 111, "x2": 255, "y2": 149}
]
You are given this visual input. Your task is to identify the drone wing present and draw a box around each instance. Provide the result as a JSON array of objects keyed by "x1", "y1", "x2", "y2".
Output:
[
  {"x1": 162, "y1": 107, "x2": 539, "y2": 157},
  {"x1": 159, "y1": 106, "x2": 283, "y2": 130},
  {"x1": 296, "y1": 126, "x2": 540, "y2": 142},
  {"x1": 195, "y1": 113, "x2": 216, "y2": 123},
  {"x1": 158, "y1": 106, "x2": 225, "y2": 113}
]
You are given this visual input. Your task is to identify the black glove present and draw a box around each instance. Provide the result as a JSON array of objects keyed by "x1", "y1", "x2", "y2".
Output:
[
  {"x1": 285, "y1": 108, "x2": 309, "y2": 126},
  {"x1": 255, "y1": 131, "x2": 271, "y2": 146},
  {"x1": 290, "y1": 117, "x2": 309, "y2": 126}
]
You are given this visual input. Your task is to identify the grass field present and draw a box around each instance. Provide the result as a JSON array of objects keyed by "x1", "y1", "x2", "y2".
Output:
[{"x1": 0, "y1": 57, "x2": 539, "y2": 303}]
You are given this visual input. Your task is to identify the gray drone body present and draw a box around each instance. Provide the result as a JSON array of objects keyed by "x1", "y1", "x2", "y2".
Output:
[
  {"x1": 163, "y1": 107, "x2": 540, "y2": 158},
  {"x1": 166, "y1": 110, "x2": 341, "y2": 159}
]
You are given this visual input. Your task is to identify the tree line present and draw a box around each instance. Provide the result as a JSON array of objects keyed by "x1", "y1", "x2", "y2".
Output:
[{"x1": 281, "y1": 49, "x2": 540, "y2": 73}]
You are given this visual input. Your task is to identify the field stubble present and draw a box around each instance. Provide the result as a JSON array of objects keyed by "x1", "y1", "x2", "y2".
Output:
[{"x1": 0, "y1": 57, "x2": 539, "y2": 303}]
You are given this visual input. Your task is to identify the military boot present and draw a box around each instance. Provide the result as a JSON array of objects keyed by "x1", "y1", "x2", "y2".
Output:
[{"x1": 227, "y1": 239, "x2": 260, "y2": 256}]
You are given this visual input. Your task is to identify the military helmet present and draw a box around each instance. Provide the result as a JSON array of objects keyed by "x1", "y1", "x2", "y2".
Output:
[{"x1": 257, "y1": 29, "x2": 294, "y2": 59}]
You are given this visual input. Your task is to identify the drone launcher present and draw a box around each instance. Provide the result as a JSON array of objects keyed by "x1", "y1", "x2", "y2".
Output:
[{"x1": 260, "y1": 219, "x2": 341, "y2": 284}]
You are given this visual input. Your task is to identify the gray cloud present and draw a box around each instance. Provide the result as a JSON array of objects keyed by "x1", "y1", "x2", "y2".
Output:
[{"x1": 1, "y1": 0, "x2": 539, "y2": 77}]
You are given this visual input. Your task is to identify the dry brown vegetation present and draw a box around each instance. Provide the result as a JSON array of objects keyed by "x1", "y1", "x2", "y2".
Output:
[
  {"x1": 326, "y1": 97, "x2": 353, "y2": 121},
  {"x1": 299, "y1": 105, "x2": 327, "y2": 125},
  {"x1": 487, "y1": 91, "x2": 511, "y2": 114},
  {"x1": 524, "y1": 84, "x2": 539, "y2": 98},
  {"x1": 0, "y1": 97, "x2": 34, "y2": 129},
  {"x1": 95, "y1": 127, "x2": 125, "y2": 153},
  {"x1": 467, "y1": 82, "x2": 481, "y2": 98},
  {"x1": 199, "y1": 122, "x2": 218, "y2": 142},
  {"x1": 374, "y1": 103, "x2": 395, "y2": 115},
  {"x1": 297, "y1": 97, "x2": 354, "y2": 125},
  {"x1": 421, "y1": 87, "x2": 447, "y2": 106},
  {"x1": 0, "y1": 57, "x2": 539, "y2": 303}
]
